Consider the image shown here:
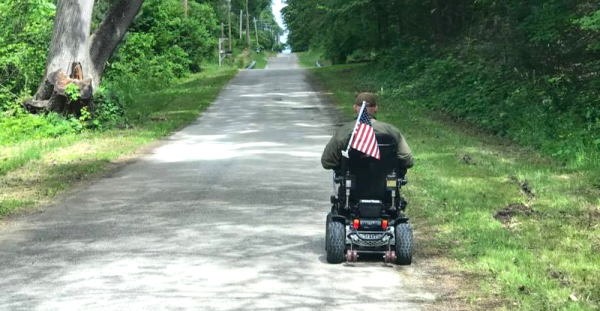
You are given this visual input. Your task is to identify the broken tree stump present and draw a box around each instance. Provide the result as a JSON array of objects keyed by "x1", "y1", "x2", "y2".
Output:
[{"x1": 24, "y1": 62, "x2": 93, "y2": 116}]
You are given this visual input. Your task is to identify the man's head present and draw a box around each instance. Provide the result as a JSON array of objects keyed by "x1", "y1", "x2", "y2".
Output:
[{"x1": 354, "y1": 92, "x2": 378, "y2": 116}]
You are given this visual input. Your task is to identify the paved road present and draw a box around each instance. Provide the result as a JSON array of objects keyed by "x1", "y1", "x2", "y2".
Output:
[{"x1": 0, "y1": 54, "x2": 435, "y2": 310}]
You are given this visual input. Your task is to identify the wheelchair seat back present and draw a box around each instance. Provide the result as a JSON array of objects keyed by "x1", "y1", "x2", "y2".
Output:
[{"x1": 345, "y1": 133, "x2": 398, "y2": 202}]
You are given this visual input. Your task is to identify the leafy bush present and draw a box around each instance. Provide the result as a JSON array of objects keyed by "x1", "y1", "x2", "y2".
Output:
[
  {"x1": 129, "y1": 0, "x2": 218, "y2": 71},
  {"x1": 103, "y1": 0, "x2": 219, "y2": 105},
  {"x1": 90, "y1": 87, "x2": 127, "y2": 131},
  {"x1": 364, "y1": 49, "x2": 600, "y2": 167},
  {"x1": 347, "y1": 49, "x2": 374, "y2": 64},
  {"x1": 0, "y1": 0, "x2": 54, "y2": 110},
  {"x1": 0, "y1": 109, "x2": 80, "y2": 146}
]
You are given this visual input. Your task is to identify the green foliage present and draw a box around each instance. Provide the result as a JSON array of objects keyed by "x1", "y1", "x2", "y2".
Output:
[
  {"x1": 0, "y1": 0, "x2": 240, "y2": 148},
  {"x1": 285, "y1": 0, "x2": 600, "y2": 167},
  {"x1": 0, "y1": 109, "x2": 81, "y2": 147},
  {"x1": 297, "y1": 50, "x2": 327, "y2": 68},
  {"x1": 0, "y1": 0, "x2": 54, "y2": 110},
  {"x1": 105, "y1": 0, "x2": 220, "y2": 88},
  {"x1": 64, "y1": 84, "x2": 81, "y2": 102},
  {"x1": 130, "y1": 0, "x2": 219, "y2": 69},
  {"x1": 356, "y1": 51, "x2": 600, "y2": 167},
  {"x1": 576, "y1": 9, "x2": 600, "y2": 31},
  {"x1": 91, "y1": 87, "x2": 127, "y2": 130}
]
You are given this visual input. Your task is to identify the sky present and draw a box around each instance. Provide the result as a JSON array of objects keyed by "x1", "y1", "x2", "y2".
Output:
[{"x1": 271, "y1": 0, "x2": 288, "y2": 43}]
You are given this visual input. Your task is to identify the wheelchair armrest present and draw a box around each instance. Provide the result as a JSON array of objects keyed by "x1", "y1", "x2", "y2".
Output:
[{"x1": 334, "y1": 170, "x2": 343, "y2": 183}]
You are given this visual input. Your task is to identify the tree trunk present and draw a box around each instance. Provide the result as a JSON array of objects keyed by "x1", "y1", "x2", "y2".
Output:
[
  {"x1": 245, "y1": 0, "x2": 251, "y2": 47},
  {"x1": 26, "y1": 0, "x2": 144, "y2": 114}
]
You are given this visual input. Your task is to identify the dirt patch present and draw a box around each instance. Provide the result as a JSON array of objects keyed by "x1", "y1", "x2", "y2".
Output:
[
  {"x1": 548, "y1": 269, "x2": 571, "y2": 287},
  {"x1": 586, "y1": 204, "x2": 600, "y2": 229},
  {"x1": 407, "y1": 224, "x2": 505, "y2": 311},
  {"x1": 508, "y1": 176, "x2": 535, "y2": 203},
  {"x1": 461, "y1": 154, "x2": 476, "y2": 166},
  {"x1": 520, "y1": 181, "x2": 534, "y2": 199},
  {"x1": 151, "y1": 116, "x2": 167, "y2": 122},
  {"x1": 494, "y1": 203, "x2": 537, "y2": 226}
]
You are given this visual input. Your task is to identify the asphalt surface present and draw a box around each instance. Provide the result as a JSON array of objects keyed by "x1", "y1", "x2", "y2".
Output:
[{"x1": 0, "y1": 54, "x2": 435, "y2": 310}]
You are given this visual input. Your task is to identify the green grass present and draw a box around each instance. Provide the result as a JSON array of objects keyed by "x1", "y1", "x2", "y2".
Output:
[
  {"x1": 0, "y1": 136, "x2": 79, "y2": 176},
  {"x1": 297, "y1": 50, "x2": 326, "y2": 68},
  {"x1": 252, "y1": 50, "x2": 276, "y2": 69},
  {"x1": 0, "y1": 65, "x2": 237, "y2": 218},
  {"x1": 312, "y1": 64, "x2": 600, "y2": 310},
  {"x1": 231, "y1": 46, "x2": 276, "y2": 69}
]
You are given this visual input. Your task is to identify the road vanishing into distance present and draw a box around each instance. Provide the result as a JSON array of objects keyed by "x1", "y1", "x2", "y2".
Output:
[{"x1": 0, "y1": 54, "x2": 435, "y2": 310}]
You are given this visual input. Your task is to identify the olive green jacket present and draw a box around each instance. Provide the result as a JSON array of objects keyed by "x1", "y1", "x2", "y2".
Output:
[{"x1": 321, "y1": 118, "x2": 414, "y2": 170}]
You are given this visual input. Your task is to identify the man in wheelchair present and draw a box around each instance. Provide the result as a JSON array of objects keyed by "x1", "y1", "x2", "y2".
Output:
[{"x1": 321, "y1": 93, "x2": 414, "y2": 264}]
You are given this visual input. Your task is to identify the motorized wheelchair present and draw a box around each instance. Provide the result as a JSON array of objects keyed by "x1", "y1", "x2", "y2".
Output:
[{"x1": 325, "y1": 133, "x2": 413, "y2": 265}]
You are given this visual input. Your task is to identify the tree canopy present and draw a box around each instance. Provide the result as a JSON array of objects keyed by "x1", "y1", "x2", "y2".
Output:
[{"x1": 283, "y1": 0, "x2": 600, "y2": 69}]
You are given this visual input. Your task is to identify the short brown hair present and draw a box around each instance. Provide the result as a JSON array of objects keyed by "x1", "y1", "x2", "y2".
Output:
[{"x1": 355, "y1": 92, "x2": 377, "y2": 107}]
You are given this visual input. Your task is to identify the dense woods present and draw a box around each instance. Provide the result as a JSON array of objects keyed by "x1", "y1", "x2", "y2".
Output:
[
  {"x1": 284, "y1": 0, "x2": 600, "y2": 167},
  {"x1": 0, "y1": 0, "x2": 282, "y2": 144}
]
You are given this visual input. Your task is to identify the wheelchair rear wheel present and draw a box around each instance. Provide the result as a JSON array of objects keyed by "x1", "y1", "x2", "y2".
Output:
[
  {"x1": 326, "y1": 218, "x2": 346, "y2": 264},
  {"x1": 395, "y1": 222, "x2": 413, "y2": 265}
]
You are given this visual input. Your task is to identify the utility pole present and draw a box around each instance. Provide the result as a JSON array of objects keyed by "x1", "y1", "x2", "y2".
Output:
[
  {"x1": 227, "y1": 0, "x2": 232, "y2": 65},
  {"x1": 183, "y1": 0, "x2": 188, "y2": 18},
  {"x1": 239, "y1": 10, "x2": 243, "y2": 40},
  {"x1": 219, "y1": 23, "x2": 225, "y2": 66},
  {"x1": 253, "y1": 17, "x2": 259, "y2": 50},
  {"x1": 245, "y1": 0, "x2": 251, "y2": 48}
]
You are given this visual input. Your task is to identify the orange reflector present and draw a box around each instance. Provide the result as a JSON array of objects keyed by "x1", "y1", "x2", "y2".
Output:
[
  {"x1": 382, "y1": 219, "x2": 388, "y2": 230},
  {"x1": 353, "y1": 219, "x2": 360, "y2": 229}
]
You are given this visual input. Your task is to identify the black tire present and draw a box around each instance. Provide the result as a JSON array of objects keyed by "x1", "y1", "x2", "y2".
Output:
[
  {"x1": 325, "y1": 213, "x2": 332, "y2": 251},
  {"x1": 395, "y1": 222, "x2": 413, "y2": 265},
  {"x1": 326, "y1": 220, "x2": 346, "y2": 264}
]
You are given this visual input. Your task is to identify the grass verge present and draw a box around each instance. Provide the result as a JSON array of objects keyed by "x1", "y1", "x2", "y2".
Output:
[
  {"x1": 233, "y1": 47, "x2": 276, "y2": 69},
  {"x1": 0, "y1": 65, "x2": 237, "y2": 218},
  {"x1": 297, "y1": 50, "x2": 330, "y2": 68},
  {"x1": 312, "y1": 64, "x2": 600, "y2": 310},
  {"x1": 252, "y1": 50, "x2": 277, "y2": 69}
]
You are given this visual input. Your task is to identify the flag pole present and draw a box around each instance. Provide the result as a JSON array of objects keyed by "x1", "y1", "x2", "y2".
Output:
[{"x1": 341, "y1": 102, "x2": 367, "y2": 158}]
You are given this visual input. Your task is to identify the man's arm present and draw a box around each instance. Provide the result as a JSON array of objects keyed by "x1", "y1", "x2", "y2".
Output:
[
  {"x1": 397, "y1": 132, "x2": 413, "y2": 169},
  {"x1": 390, "y1": 127, "x2": 413, "y2": 169},
  {"x1": 321, "y1": 123, "x2": 353, "y2": 170},
  {"x1": 321, "y1": 134, "x2": 342, "y2": 170}
]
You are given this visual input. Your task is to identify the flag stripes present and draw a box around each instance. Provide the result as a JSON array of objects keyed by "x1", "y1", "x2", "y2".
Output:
[{"x1": 348, "y1": 107, "x2": 380, "y2": 160}]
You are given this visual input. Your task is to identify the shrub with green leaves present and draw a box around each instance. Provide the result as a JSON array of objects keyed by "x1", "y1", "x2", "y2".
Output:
[
  {"x1": 0, "y1": 0, "x2": 54, "y2": 111},
  {"x1": 363, "y1": 51, "x2": 600, "y2": 168},
  {"x1": 127, "y1": 0, "x2": 218, "y2": 72},
  {"x1": 103, "y1": 0, "x2": 219, "y2": 104},
  {"x1": 0, "y1": 109, "x2": 80, "y2": 146},
  {"x1": 91, "y1": 87, "x2": 127, "y2": 131}
]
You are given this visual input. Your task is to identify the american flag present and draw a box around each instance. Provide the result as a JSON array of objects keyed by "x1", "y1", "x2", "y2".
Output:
[{"x1": 348, "y1": 103, "x2": 380, "y2": 160}]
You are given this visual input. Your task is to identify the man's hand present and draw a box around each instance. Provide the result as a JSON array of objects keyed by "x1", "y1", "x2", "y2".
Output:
[{"x1": 397, "y1": 167, "x2": 408, "y2": 179}]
